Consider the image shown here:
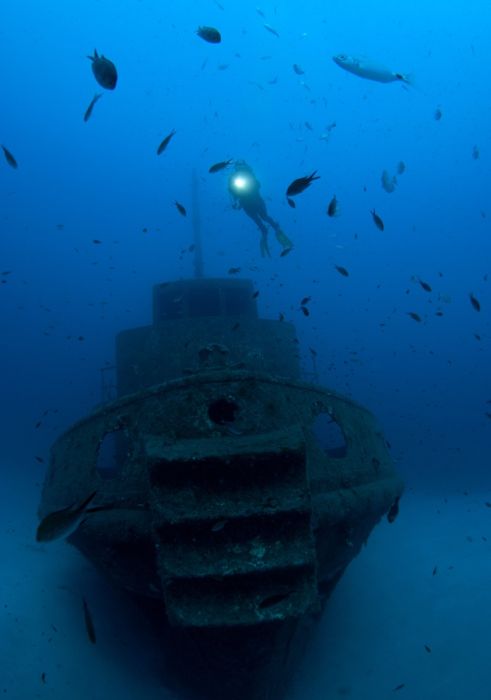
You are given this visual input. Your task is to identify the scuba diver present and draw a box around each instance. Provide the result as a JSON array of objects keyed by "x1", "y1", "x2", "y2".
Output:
[{"x1": 228, "y1": 161, "x2": 292, "y2": 257}]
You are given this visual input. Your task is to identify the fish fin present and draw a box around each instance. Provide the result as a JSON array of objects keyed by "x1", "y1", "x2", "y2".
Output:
[
  {"x1": 77, "y1": 491, "x2": 97, "y2": 512},
  {"x1": 396, "y1": 72, "x2": 415, "y2": 87}
]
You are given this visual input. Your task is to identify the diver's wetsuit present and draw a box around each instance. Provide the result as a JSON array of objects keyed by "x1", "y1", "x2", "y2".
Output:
[{"x1": 229, "y1": 162, "x2": 291, "y2": 257}]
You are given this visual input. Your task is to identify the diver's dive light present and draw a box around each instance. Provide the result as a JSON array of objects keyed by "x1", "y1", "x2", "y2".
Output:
[{"x1": 230, "y1": 171, "x2": 254, "y2": 195}]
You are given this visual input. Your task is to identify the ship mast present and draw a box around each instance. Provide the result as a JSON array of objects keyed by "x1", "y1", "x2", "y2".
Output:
[{"x1": 192, "y1": 168, "x2": 204, "y2": 278}]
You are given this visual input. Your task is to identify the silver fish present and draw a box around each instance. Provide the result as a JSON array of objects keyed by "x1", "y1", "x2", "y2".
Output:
[{"x1": 333, "y1": 54, "x2": 411, "y2": 85}]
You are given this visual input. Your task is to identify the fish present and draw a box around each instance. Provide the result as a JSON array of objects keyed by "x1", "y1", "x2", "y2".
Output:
[
  {"x1": 300, "y1": 296, "x2": 311, "y2": 305},
  {"x1": 252, "y1": 290, "x2": 260, "y2": 299},
  {"x1": 196, "y1": 26, "x2": 221, "y2": 43},
  {"x1": 36, "y1": 491, "x2": 98, "y2": 542},
  {"x1": 472, "y1": 145, "x2": 480, "y2": 160},
  {"x1": 292, "y1": 64, "x2": 304, "y2": 75},
  {"x1": 175, "y1": 201, "x2": 186, "y2": 216},
  {"x1": 370, "y1": 209, "x2": 384, "y2": 231},
  {"x1": 280, "y1": 246, "x2": 292, "y2": 257},
  {"x1": 387, "y1": 496, "x2": 400, "y2": 523},
  {"x1": 211, "y1": 519, "x2": 228, "y2": 532},
  {"x1": 334, "y1": 265, "x2": 349, "y2": 277},
  {"x1": 209, "y1": 159, "x2": 233, "y2": 173},
  {"x1": 434, "y1": 107, "x2": 443, "y2": 121},
  {"x1": 157, "y1": 129, "x2": 176, "y2": 155},
  {"x1": 286, "y1": 171, "x2": 320, "y2": 197},
  {"x1": 397, "y1": 161, "x2": 406, "y2": 175},
  {"x1": 393, "y1": 684, "x2": 405, "y2": 692},
  {"x1": 469, "y1": 293, "x2": 481, "y2": 311},
  {"x1": 327, "y1": 195, "x2": 339, "y2": 217},
  {"x1": 407, "y1": 312, "x2": 422, "y2": 322},
  {"x1": 424, "y1": 644, "x2": 432, "y2": 653},
  {"x1": 286, "y1": 197, "x2": 296, "y2": 209},
  {"x1": 300, "y1": 306, "x2": 309, "y2": 316},
  {"x1": 83, "y1": 93, "x2": 103, "y2": 122},
  {"x1": 381, "y1": 170, "x2": 397, "y2": 193},
  {"x1": 258, "y1": 592, "x2": 290, "y2": 609},
  {"x1": 332, "y1": 54, "x2": 411, "y2": 85},
  {"x1": 82, "y1": 597, "x2": 96, "y2": 644},
  {"x1": 263, "y1": 23, "x2": 280, "y2": 37},
  {"x1": 1, "y1": 145, "x2": 18, "y2": 168},
  {"x1": 87, "y1": 49, "x2": 117, "y2": 90},
  {"x1": 228, "y1": 267, "x2": 241, "y2": 274},
  {"x1": 417, "y1": 278, "x2": 432, "y2": 292}
]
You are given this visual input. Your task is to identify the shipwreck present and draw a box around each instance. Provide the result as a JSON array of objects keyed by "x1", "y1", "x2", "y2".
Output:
[{"x1": 38, "y1": 272, "x2": 403, "y2": 700}]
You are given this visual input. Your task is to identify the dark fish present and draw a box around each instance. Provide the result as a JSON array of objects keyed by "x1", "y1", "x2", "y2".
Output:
[
  {"x1": 293, "y1": 64, "x2": 304, "y2": 75},
  {"x1": 83, "y1": 93, "x2": 103, "y2": 122},
  {"x1": 209, "y1": 159, "x2": 233, "y2": 173},
  {"x1": 472, "y1": 145, "x2": 480, "y2": 160},
  {"x1": 381, "y1": 170, "x2": 397, "y2": 193},
  {"x1": 432, "y1": 565, "x2": 438, "y2": 576},
  {"x1": 371, "y1": 209, "x2": 384, "y2": 231},
  {"x1": 82, "y1": 597, "x2": 97, "y2": 644},
  {"x1": 1, "y1": 145, "x2": 18, "y2": 168},
  {"x1": 35, "y1": 456, "x2": 45, "y2": 463},
  {"x1": 418, "y1": 278, "x2": 432, "y2": 292},
  {"x1": 387, "y1": 496, "x2": 400, "y2": 523},
  {"x1": 434, "y1": 107, "x2": 442, "y2": 121},
  {"x1": 157, "y1": 129, "x2": 176, "y2": 155},
  {"x1": 280, "y1": 246, "x2": 293, "y2": 257},
  {"x1": 469, "y1": 292, "x2": 481, "y2": 311},
  {"x1": 228, "y1": 267, "x2": 241, "y2": 274},
  {"x1": 175, "y1": 201, "x2": 187, "y2": 216},
  {"x1": 407, "y1": 311, "x2": 422, "y2": 322},
  {"x1": 263, "y1": 23, "x2": 280, "y2": 37},
  {"x1": 334, "y1": 265, "x2": 349, "y2": 277},
  {"x1": 327, "y1": 195, "x2": 339, "y2": 217},
  {"x1": 92, "y1": 239, "x2": 102, "y2": 244},
  {"x1": 424, "y1": 644, "x2": 432, "y2": 653},
  {"x1": 36, "y1": 492, "x2": 97, "y2": 542},
  {"x1": 287, "y1": 197, "x2": 296, "y2": 209},
  {"x1": 393, "y1": 684, "x2": 405, "y2": 692},
  {"x1": 286, "y1": 171, "x2": 320, "y2": 197},
  {"x1": 258, "y1": 592, "x2": 290, "y2": 609},
  {"x1": 196, "y1": 26, "x2": 221, "y2": 43},
  {"x1": 300, "y1": 296, "x2": 311, "y2": 305},
  {"x1": 252, "y1": 290, "x2": 260, "y2": 298},
  {"x1": 87, "y1": 49, "x2": 117, "y2": 90},
  {"x1": 300, "y1": 306, "x2": 309, "y2": 316},
  {"x1": 397, "y1": 161, "x2": 406, "y2": 175}
]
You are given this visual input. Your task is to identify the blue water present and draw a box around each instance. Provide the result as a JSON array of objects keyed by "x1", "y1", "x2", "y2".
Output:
[{"x1": 1, "y1": 1, "x2": 489, "y2": 698}]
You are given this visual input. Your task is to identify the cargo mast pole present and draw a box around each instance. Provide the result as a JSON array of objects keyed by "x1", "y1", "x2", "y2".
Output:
[{"x1": 192, "y1": 169, "x2": 204, "y2": 278}]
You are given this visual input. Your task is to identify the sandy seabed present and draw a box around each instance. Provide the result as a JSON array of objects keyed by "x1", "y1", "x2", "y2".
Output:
[{"x1": 2, "y1": 471, "x2": 490, "y2": 700}]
